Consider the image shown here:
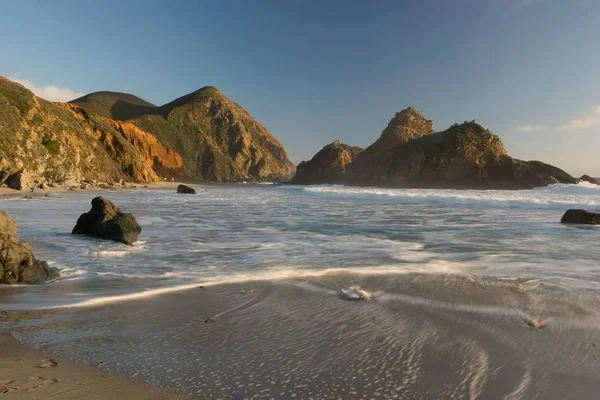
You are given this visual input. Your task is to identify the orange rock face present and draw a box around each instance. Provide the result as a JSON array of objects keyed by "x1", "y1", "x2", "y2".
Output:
[{"x1": 104, "y1": 119, "x2": 184, "y2": 178}]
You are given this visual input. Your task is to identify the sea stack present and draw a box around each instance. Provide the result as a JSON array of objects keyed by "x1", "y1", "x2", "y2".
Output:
[
  {"x1": 292, "y1": 107, "x2": 577, "y2": 189},
  {"x1": 72, "y1": 197, "x2": 141, "y2": 245}
]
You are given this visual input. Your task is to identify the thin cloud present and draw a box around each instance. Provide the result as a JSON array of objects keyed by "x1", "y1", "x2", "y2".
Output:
[
  {"x1": 555, "y1": 105, "x2": 600, "y2": 130},
  {"x1": 517, "y1": 105, "x2": 600, "y2": 133},
  {"x1": 517, "y1": 124, "x2": 548, "y2": 133},
  {"x1": 7, "y1": 76, "x2": 84, "y2": 102}
]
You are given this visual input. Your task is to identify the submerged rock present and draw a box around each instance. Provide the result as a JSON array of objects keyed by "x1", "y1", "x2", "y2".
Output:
[
  {"x1": 561, "y1": 209, "x2": 600, "y2": 225},
  {"x1": 72, "y1": 197, "x2": 141, "y2": 245},
  {"x1": 0, "y1": 211, "x2": 59, "y2": 284},
  {"x1": 177, "y1": 184, "x2": 196, "y2": 194},
  {"x1": 580, "y1": 175, "x2": 599, "y2": 185}
]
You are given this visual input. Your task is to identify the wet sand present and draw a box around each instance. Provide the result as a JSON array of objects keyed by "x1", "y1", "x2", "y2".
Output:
[
  {"x1": 4, "y1": 274, "x2": 600, "y2": 399},
  {"x1": 0, "y1": 334, "x2": 186, "y2": 399},
  {"x1": 0, "y1": 181, "x2": 184, "y2": 198}
]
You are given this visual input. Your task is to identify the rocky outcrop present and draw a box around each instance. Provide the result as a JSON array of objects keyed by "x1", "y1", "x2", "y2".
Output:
[
  {"x1": 294, "y1": 108, "x2": 577, "y2": 189},
  {"x1": 72, "y1": 197, "x2": 141, "y2": 245},
  {"x1": 368, "y1": 107, "x2": 435, "y2": 152},
  {"x1": 0, "y1": 77, "x2": 184, "y2": 191},
  {"x1": 580, "y1": 175, "x2": 599, "y2": 185},
  {"x1": 561, "y1": 209, "x2": 600, "y2": 225},
  {"x1": 292, "y1": 141, "x2": 362, "y2": 184},
  {"x1": 350, "y1": 121, "x2": 576, "y2": 189},
  {"x1": 0, "y1": 211, "x2": 59, "y2": 284},
  {"x1": 71, "y1": 87, "x2": 296, "y2": 183},
  {"x1": 177, "y1": 184, "x2": 196, "y2": 194}
]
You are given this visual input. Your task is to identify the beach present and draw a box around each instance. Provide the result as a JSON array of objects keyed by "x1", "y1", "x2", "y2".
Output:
[
  {"x1": 0, "y1": 333, "x2": 186, "y2": 399},
  {"x1": 1, "y1": 183, "x2": 600, "y2": 398},
  {"x1": 3, "y1": 275, "x2": 600, "y2": 399}
]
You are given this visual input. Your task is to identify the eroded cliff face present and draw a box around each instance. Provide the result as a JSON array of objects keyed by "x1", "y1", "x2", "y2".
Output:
[
  {"x1": 0, "y1": 77, "x2": 183, "y2": 190},
  {"x1": 72, "y1": 87, "x2": 296, "y2": 182},
  {"x1": 292, "y1": 141, "x2": 362, "y2": 184},
  {"x1": 102, "y1": 118, "x2": 184, "y2": 179},
  {"x1": 294, "y1": 108, "x2": 577, "y2": 189}
]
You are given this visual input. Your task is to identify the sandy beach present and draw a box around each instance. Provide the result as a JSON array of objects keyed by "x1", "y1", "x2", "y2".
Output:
[
  {"x1": 0, "y1": 181, "x2": 184, "y2": 198},
  {"x1": 3, "y1": 274, "x2": 600, "y2": 399},
  {"x1": 0, "y1": 333, "x2": 186, "y2": 399}
]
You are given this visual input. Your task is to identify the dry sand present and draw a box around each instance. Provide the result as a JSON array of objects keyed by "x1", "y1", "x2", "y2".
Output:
[{"x1": 0, "y1": 334, "x2": 187, "y2": 399}]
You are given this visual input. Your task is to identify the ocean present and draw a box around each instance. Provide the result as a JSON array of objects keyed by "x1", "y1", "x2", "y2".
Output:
[{"x1": 1, "y1": 183, "x2": 600, "y2": 398}]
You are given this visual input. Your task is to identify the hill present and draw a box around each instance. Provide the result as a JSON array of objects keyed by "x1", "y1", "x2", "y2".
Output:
[
  {"x1": 0, "y1": 77, "x2": 183, "y2": 191},
  {"x1": 71, "y1": 87, "x2": 295, "y2": 182},
  {"x1": 70, "y1": 91, "x2": 158, "y2": 120}
]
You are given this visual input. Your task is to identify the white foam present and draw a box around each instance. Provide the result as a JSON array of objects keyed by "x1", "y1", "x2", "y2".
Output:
[
  {"x1": 303, "y1": 183, "x2": 600, "y2": 210},
  {"x1": 338, "y1": 286, "x2": 373, "y2": 301},
  {"x1": 44, "y1": 262, "x2": 465, "y2": 309}
]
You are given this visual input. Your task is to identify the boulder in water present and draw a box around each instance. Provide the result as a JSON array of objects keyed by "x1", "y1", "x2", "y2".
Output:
[
  {"x1": 0, "y1": 211, "x2": 59, "y2": 284},
  {"x1": 561, "y1": 209, "x2": 600, "y2": 225},
  {"x1": 177, "y1": 184, "x2": 196, "y2": 194},
  {"x1": 580, "y1": 175, "x2": 599, "y2": 185},
  {"x1": 72, "y1": 197, "x2": 141, "y2": 245}
]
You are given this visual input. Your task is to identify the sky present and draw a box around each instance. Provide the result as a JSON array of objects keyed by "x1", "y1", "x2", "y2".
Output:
[{"x1": 1, "y1": 0, "x2": 599, "y2": 176}]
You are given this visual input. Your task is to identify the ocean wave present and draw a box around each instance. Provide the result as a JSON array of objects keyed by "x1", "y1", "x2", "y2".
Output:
[{"x1": 303, "y1": 183, "x2": 600, "y2": 210}]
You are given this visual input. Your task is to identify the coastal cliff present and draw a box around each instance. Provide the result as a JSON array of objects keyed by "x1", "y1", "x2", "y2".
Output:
[
  {"x1": 72, "y1": 87, "x2": 295, "y2": 182},
  {"x1": 0, "y1": 77, "x2": 182, "y2": 191},
  {"x1": 0, "y1": 76, "x2": 294, "y2": 190},
  {"x1": 294, "y1": 107, "x2": 577, "y2": 189}
]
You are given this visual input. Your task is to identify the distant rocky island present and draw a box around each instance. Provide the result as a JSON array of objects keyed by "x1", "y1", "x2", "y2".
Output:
[
  {"x1": 0, "y1": 77, "x2": 294, "y2": 191},
  {"x1": 293, "y1": 107, "x2": 583, "y2": 189}
]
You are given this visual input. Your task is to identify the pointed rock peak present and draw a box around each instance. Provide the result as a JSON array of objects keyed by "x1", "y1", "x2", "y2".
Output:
[
  {"x1": 318, "y1": 140, "x2": 362, "y2": 154},
  {"x1": 387, "y1": 107, "x2": 434, "y2": 132},
  {"x1": 370, "y1": 107, "x2": 435, "y2": 151}
]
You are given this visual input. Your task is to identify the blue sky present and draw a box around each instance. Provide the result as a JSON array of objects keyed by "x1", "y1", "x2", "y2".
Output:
[{"x1": 2, "y1": 0, "x2": 599, "y2": 175}]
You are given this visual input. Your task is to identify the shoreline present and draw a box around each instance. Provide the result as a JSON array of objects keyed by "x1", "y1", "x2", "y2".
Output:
[
  {"x1": 0, "y1": 181, "x2": 185, "y2": 198},
  {"x1": 0, "y1": 333, "x2": 187, "y2": 399}
]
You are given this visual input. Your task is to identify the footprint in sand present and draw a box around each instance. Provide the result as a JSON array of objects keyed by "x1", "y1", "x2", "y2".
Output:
[
  {"x1": 0, "y1": 380, "x2": 18, "y2": 394},
  {"x1": 38, "y1": 358, "x2": 58, "y2": 368},
  {"x1": 524, "y1": 317, "x2": 548, "y2": 330},
  {"x1": 25, "y1": 376, "x2": 60, "y2": 392}
]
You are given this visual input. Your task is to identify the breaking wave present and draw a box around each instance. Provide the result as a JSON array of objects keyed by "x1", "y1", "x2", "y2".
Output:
[{"x1": 303, "y1": 183, "x2": 600, "y2": 210}]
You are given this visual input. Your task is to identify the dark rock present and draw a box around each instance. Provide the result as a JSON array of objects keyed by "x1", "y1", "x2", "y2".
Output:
[
  {"x1": 0, "y1": 211, "x2": 59, "y2": 284},
  {"x1": 293, "y1": 108, "x2": 578, "y2": 189},
  {"x1": 72, "y1": 197, "x2": 141, "y2": 245},
  {"x1": 561, "y1": 209, "x2": 600, "y2": 225},
  {"x1": 177, "y1": 184, "x2": 196, "y2": 194},
  {"x1": 580, "y1": 175, "x2": 599, "y2": 185}
]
